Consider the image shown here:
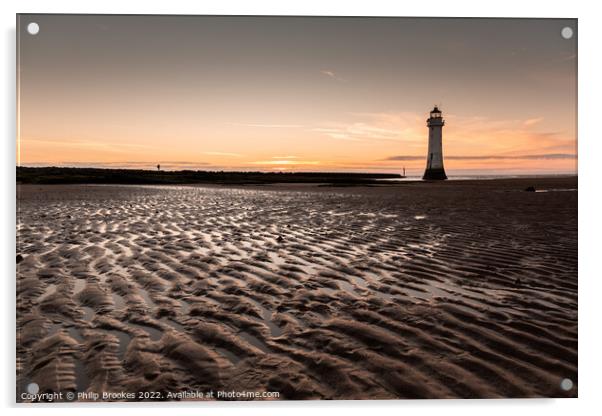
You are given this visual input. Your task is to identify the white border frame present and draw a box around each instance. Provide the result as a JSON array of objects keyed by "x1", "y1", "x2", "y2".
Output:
[{"x1": 3, "y1": 1, "x2": 600, "y2": 415}]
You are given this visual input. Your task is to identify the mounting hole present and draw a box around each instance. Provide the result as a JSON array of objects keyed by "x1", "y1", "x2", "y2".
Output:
[
  {"x1": 560, "y1": 378, "x2": 573, "y2": 391},
  {"x1": 27, "y1": 22, "x2": 40, "y2": 35},
  {"x1": 561, "y1": 26, "x2": 573, "y2": 40},
  {"x1": 26, "y1": 382, "x2": 39, "y2": 394}
]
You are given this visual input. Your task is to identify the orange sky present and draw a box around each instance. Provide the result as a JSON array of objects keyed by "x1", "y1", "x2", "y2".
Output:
[{"x1": 17, "y1": 15, "x2": 577, "y2": 176}]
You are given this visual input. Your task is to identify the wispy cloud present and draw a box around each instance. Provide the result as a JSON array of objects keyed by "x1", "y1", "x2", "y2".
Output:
[
  {"x1": 523, "y1": 117, "x2": 544, "y2": 127},
  {"x1": 384, "y1": 153, "x2": 576, "y2": 161},
  {"x1": 312, "y1": 111, "x2": 574, "y2": 163},
  {"x1": 21, "y1": 161, "x2": 214, "y2": 170},
  {"x1": 561, "y1": 53, "x2": 577, "y2": 62},
  {"x1": 320, "y1": 69, "x2": 347, "y2": 82},
  {"x1": 312, "y1": 112, "x2": 423, "y2": 143},
  {"x1": 311, "y1": 124, "x2": 406, "y2": 142},
  {"x1": 311, "y1": 128, "x2": 363, "y2": 141},
  {"x1": 228, "y1": 123, "x2": 303, "y2": 129},
  {"x1": 24, "y1": 138, "x2": 160, "y2": 152},
  {"x1": 381, "y1": 156, "x2": 426, "y2": 161}
]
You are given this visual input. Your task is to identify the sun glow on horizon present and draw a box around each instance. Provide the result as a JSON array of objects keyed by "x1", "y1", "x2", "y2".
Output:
[{"x1": 18, "y1": 109, "x2": 576, "y2": 174}]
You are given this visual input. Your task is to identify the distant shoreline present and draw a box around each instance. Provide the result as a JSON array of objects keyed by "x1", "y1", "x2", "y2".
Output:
[
  {"x1": 17, "y1": 166, "x2": 576, "y2": 188},
  {"x1": 16, "y1": 166, "x2": 403, "y2": 186}
]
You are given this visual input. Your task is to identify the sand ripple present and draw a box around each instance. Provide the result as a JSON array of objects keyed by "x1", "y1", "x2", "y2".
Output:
[{"x1": 16, "y1": 179, "x2": 577, "y2": 400}]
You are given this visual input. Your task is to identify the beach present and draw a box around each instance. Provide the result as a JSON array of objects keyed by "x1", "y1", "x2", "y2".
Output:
[{"x1": 16, "y1": 177, "x2": 578, "y2": 400}]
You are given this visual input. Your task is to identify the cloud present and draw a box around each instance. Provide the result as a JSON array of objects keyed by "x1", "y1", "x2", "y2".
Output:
[
  {"x1": 229, "y1": 123, "x2": 303, "y2": 129},
  {"x1": 320, "y1": 69, "x2": 347, "y2": 82},
  {"x1": 23, "y1": 138, "x2": 160, "y2": 152},
  {"x1": 312, "y1": 111, "x2": 427, "y2": 143},
  {"x1": 381, "y1": 156, "x2": 424, "y2": 161},
  {"x1": 311, "y1": 128, "x2": 363, "y2": 141},
  {"x1": 384, "y1": 153, "x2": 576, "y2": 161},
  {"x1": 21, "y1": 161, "x2": 214, "y2": 170},
  {"x1": 523, "y1": 117, "x2": 544, "y2": 127},
  {"x1": 312, "y1": 123, "x2": 406, "y2": 142},
  {"x1": 561, "y1": 53, "x2": 577, "y2": 62}
]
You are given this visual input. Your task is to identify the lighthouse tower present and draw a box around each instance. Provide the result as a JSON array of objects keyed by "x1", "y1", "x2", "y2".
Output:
[{"x1": 422, "y1": 106, "x2": 448, "y2": 180}]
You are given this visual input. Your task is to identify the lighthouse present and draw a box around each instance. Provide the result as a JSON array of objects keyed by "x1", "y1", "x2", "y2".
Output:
[{"x1": 422, "y1": 106, "x2": 448, "y2": 180}]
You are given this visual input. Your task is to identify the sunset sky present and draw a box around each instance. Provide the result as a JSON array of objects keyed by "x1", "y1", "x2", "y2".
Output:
[{"x1": 17, "y1": 15, "x2": 577, "y2": 175}]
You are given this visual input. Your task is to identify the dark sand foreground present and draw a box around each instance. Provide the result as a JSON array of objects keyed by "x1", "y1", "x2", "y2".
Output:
[{"x1": 16, "y1": 177, "x2": 578, "y2": 401}]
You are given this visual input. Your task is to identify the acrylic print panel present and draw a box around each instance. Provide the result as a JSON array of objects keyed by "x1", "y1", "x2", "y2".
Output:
[{"x1": 16, "y1": 14, "x2": 577, "y2": 402}]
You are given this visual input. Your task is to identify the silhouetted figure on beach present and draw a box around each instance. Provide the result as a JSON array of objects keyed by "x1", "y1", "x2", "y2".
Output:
[{"x1": 157, "y1": 164, "x2": 161, "y2": 171}]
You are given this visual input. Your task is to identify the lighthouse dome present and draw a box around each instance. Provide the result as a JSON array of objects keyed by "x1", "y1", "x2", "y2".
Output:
[{"x1": 430, "y1": 106, "x2": 442, "y2": 118}]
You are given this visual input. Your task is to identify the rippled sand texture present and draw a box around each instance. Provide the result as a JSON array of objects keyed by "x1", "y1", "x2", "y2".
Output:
[{"x1": 16, "y1": 178, "x2": 578, "y2": 400}]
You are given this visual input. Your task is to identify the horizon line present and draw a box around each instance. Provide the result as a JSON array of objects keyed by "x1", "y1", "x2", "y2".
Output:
[{"x1": 17, "y1": 165, "x2": 578, "y2": 176}]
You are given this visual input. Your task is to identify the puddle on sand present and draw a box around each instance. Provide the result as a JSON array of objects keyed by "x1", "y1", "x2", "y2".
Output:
[
  {"x1": 215, "y1": 347, "x2": 241, "y2": 364},
  {"x1": 238, "y1": 331, "x2": 271, "y2": 354},
  {"x1": 534, "y1": 188, "x2": 577, "y2": 193}
]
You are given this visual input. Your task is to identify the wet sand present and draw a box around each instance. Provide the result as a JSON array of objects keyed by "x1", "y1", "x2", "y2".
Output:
[{"x1": 16, "y1": 177, "x2": 578, "y2": 400}]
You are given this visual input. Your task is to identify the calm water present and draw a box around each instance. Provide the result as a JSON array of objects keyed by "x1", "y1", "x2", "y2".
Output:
[{"x1": 378, "y1": 174, "x2": 577, "y2": 182}]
